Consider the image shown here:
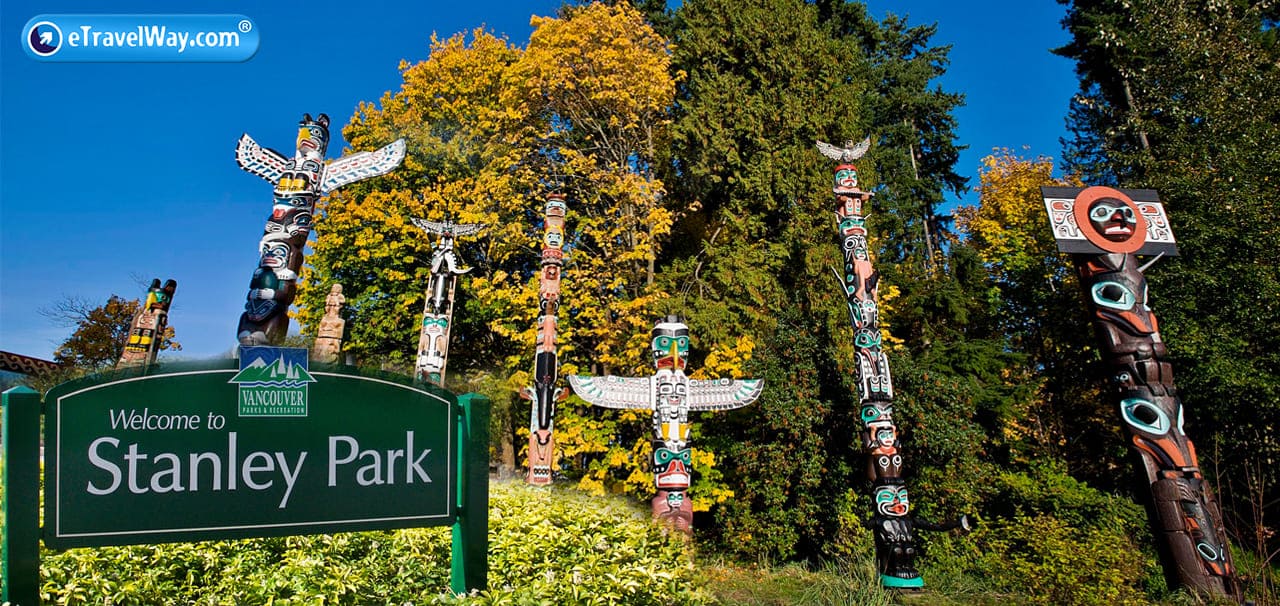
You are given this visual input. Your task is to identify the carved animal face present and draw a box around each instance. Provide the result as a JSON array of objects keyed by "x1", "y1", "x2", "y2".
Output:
[
  {"x1": 875, "y1": 485, "x2": 910, "y2": 517},
  {"x1": 653, "y1": 446, "x2": 692, "y2": 490},
  {"x1": 651, "y1": 320, "x2": 690, "y2": 371},
  {"x1": 295, "y1": 113, "x2": 330, "y2": 159}
]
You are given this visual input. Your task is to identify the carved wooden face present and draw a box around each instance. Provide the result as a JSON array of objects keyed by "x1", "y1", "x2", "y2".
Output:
[
  {"x1": 1087, "y1": 198, "x2": 1138, "y2": 243},
  {"x1": 875, "y1": 485, "x2": 910, "y2": 517},
  {"x1": 258, "y1": 240, "x2": 292, "y2": 270},
  {"x1": 653, "y1": 446, "x2": 691, "y2": 490},
  {"x1": 834, "y1": 164, "x2": 859, "y2": 190}
]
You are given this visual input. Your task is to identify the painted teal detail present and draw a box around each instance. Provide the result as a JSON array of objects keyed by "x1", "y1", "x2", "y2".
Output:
[
  {"x1": 881, "y1": 574, "x2": 924, "y2": 588},
  {"x1": 1196, "y1": 542, "x2": 1220, "y2": 561},
  {"x1": 1091, "y1": 281, "x2": 1135, "y2": 310},
  {"x1": 855, "y1": 329, "x2": 882, "y2": 348},
  {"x1": 1120, "y1": 397, "x2": 1170, "y2": 434}
]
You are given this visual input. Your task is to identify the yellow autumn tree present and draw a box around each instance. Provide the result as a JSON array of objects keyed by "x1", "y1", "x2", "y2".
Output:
[
  {"x1": 957, "y1": 151, "x2": 1080, "y2": 284},
  {"x1": 298, "y1": 4, "x2": 736, "y2": 508},
  {"x1": 498, "y1": 2, "x2": 683, "y2": 377},
  {"x1": 954, "y1": 151, "x2": 1105, "y2": 464}
]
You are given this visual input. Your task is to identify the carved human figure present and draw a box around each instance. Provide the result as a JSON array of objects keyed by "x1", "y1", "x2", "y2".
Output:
[
  {"x1": 409, "y1": 218, "x2": 487, "y2": 385},
  {"x1": 234, "y1": 112, "x2": 405, "y2": 346},
  {"x1": 521, "y1": 193, "x2": 568, "y2": 485},
  {"x1": 867, "y1": 485, "x2": 969, "y2": 585},
  {"x1": 118, "y1": 278, "x2": 177, "y2": 368},
  {"x1": 312, "y1": 284, "x2": 345, "y2": 364},
  {"x1": 568, "y1": 316, "x2": 763, "y2": 533},
  {"x1": 1041, "y1": 185, "x2": 1240, "y2": 601}
]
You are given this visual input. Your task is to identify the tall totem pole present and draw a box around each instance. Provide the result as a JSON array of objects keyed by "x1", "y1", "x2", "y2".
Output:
[
  {"x1": 410, "y1": 218, "x2": 487, "y2": 386},
  {"x1": 234, "y1": 113, "x2": 405, "y2": 346},
  {"x1": 1041, "y1": 186, "x2": 1241, "y2": 601},
  {"x1": 817, "y1": 138, "x2": 966, "y2": 589},
  {"x1": 568, "y1": 317, "x2": 764, "y2": 533},
  {"x1": 117, "y1": 278, "x2": 177, "y2": 369},
  {"x1": 521, "y1": 193, "x2": 568, "y2": 485}
]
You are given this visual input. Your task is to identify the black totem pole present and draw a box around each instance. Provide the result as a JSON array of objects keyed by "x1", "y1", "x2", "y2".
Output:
[{"x1": 818, "y1": 139, "x2": 967, "y2": 589}]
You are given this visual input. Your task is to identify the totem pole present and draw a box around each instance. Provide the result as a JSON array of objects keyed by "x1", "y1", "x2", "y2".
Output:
[
  {"x1": 410, "y1": 218, "x2": 487, "y2": 385},
  {"x1": 568, "y1": 316, "x2": 764, "y2": 533},
  {"x1": 234, "y1": 113, "x2": 405, "y2": 346},
  {"x1": 521, "y1": 193, "x2": 568, "y2": 485},
  {"x1": 817, "y1": 138, "x2": 967, "y2": 589},
  {"x1": 117, "y1": 278, "x2": 177, "y2": 369},
  {"x1": 311, "y1": 284, "x2": 346, "y2": 364},
  {"x1": 1041, "y1": 186, "x2": 1241, "y2": 601}
]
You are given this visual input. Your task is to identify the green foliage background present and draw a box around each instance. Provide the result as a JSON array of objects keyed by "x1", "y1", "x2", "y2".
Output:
[{"x1": 29, "y1": 0, "x2": 1280, "y2": 603}]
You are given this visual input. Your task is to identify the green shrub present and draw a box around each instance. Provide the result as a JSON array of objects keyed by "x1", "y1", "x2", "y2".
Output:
[
  {"x1": 920, "y1": 461, "x2": 1163, "y2": 605},
  {"x1": 35, "y1": 481, "x2": 712, "y2": 605}
]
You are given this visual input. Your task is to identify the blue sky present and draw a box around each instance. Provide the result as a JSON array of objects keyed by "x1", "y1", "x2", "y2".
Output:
[{"x1": 0, "y1": 1, "x2": 1076, "y2": 361}]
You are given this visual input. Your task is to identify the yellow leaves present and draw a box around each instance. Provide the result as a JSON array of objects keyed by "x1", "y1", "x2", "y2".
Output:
[
  {"x1": 876, "y1": 284, "x2": 906, "y2": 348},
  {"x1": 692, "y1": 334, "x2": 756, "y2": 380},
  {"x1": 957, "y1": 151, "x2": 1084, "y2": 280}
]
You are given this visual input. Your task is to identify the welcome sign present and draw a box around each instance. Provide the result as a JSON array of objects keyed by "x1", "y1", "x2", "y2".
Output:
[{"x1": 43, "y1": 355, "x2": 458, "y2": 548}]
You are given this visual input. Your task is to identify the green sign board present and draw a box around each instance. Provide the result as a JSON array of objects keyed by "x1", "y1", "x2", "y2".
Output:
[
  {"x1": 43, "y1": 358, "x2": 457, "y2": 548},
  {"x1": 3, "y1": 356, "x2": 488, "y2": 604}
]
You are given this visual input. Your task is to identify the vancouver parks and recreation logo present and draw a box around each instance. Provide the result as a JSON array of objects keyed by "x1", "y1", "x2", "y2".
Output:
[
  {"x1": 21, "y1": 14, "x2": 259, "y2": 62},
  {"x1": 230, "y1": 347, "x2": 315, "y2": 417}
]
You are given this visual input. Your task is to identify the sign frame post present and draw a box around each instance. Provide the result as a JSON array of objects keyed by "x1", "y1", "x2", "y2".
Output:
[
  {"x1": 451, "y1": 393, "x2": 489, "y2": 594},
  {"x1": 2, "y1": 386, "x2": 41, "y2": 606}
]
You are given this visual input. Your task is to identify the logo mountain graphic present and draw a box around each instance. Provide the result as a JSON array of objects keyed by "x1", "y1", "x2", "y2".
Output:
[
  {"x1": 229, "y1": 354, "x2": 317, "y2": 389},
  {"x1": 232, "y1": 346, "x2": 314, "y2": 417}
]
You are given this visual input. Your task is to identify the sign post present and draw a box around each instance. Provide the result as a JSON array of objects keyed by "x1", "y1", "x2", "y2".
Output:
[
  {"x1": 452, "y1": 393, "x2": 489, "y2": 594},
  {"x1": 2, "y1": 387, "x2": 41, "y2": 606}
]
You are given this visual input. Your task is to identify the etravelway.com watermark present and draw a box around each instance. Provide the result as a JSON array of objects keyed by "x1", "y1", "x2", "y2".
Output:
[{"x1": 22, "y1": 14, "x2": 259, "y2": 62}]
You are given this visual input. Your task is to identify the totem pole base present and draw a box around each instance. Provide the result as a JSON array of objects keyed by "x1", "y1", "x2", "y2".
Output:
[{"x1": 880, "y1": 575, "x2": 924, "y2": 589}]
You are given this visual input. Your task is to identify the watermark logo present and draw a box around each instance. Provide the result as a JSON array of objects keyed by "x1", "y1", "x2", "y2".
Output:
[
  {"x1": 27, "y1": 20, "x2": 62, "y2": 56},
  {"x1": 22, "y1": 14, "x2": 259, "y2": 62},
  {"x1": 230, "y1": 347, "x2": 316, "y2": 417}
]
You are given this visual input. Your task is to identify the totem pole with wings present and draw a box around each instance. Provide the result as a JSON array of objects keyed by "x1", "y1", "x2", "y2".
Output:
[
  {"x1": 569, "y1": 316, "x2": 764, "y2": 533},
  {"x1": 409, "y1": 217, "x2": 487, "y2": 385},
  {"x1": 234, "y1": 113, "x2": 405, "y2": 346}
]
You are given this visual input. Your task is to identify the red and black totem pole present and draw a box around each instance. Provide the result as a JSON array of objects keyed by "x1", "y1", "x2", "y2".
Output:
[
  {"x1": 1041, "y1": 185, "x2": 1241, "y2": 601},
  {"x1": 234, "y1": 113, "x2": 404, "y2": 346},
  {"x1": 818, "y1": 138, "x2": 966, "y2": 589},
  {"x1": 521, "y1": 193, "x2": 568, "y2": 485}
]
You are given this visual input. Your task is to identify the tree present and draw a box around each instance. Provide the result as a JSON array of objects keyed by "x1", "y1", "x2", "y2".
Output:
[
  {"x1": 953, "y1": 153, "x2": 1126, "y2": 482},
  {"x1": 298, "y1": 3, "x2": 692, "y2": 505},
  {"x1": 661, "y1": 0, "x2": 991, "y2": 560},
  {"x1": 44, "y1": 294, "x2": 180, "y2": 371},
  {"x1": 1056, "y1": 0, "x2": 1280, "y2": 562}
]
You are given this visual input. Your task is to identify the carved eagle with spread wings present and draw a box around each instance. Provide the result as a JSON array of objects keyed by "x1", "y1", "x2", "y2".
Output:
[
  {"x1": 409, "y1": 218, "x2": 488, "y2": 238},
  {"x1": 567, "y1": 375, "x2": 764, "y2": 412},
  {"x1": 815, "y1": 136, "x2": 872, "y2": 163},
  {"x1": 234, "y1": 136, "x2": 406, "y2": 195}
]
